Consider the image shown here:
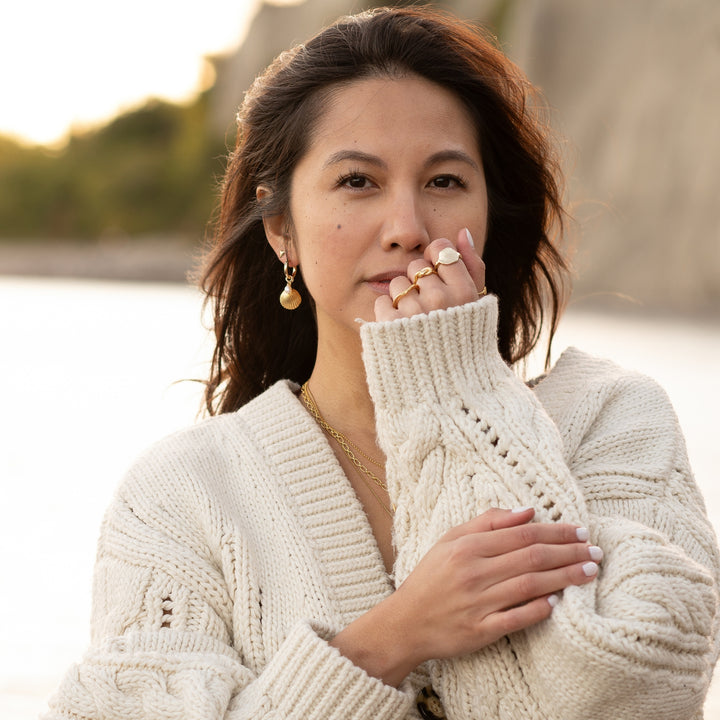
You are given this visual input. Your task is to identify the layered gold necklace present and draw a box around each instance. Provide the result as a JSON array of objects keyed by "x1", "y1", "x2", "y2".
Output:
[{"x1": 300, "y1": 382, "x2": 395, "y2": 519}]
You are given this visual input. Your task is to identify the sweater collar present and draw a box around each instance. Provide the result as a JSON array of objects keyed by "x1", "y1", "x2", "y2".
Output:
[{"x1": 238, "y1": 380, "x2": 395, "y2": 623}]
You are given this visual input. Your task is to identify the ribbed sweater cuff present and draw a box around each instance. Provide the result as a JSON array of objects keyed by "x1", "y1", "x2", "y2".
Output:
[
  {"x1": 360, "y1": 296, "x2": 511, "y2": 414},
  {"x1": 254, "y1": 620, "x2": 414, "y2": 719}
]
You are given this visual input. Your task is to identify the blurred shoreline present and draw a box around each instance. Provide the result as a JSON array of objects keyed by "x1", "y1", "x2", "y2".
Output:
[
  {"x1": 0, "y1": 236, "x2": 201, "y2": 284},
  {"x1": 1, "y1": 236, "x2": 718, "y2": 325}
]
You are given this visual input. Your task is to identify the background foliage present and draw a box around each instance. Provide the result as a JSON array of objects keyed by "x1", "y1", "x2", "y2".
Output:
[{"x1": 0, "y1": 92, "x2": 226, "y2": 240}]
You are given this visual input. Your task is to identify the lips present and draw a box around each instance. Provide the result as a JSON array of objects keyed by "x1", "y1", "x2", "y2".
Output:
[
  {"x1": 365, "y1": 270, "x2": 408, "y2": 295},
  {"x1": 366, "y1": 270, "x2": 407, "y2": 283}
]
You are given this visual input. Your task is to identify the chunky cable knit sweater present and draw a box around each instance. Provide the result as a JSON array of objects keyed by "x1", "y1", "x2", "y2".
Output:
[{"x1": 46, "y1": 297, "x2": 720, "y2": 720}]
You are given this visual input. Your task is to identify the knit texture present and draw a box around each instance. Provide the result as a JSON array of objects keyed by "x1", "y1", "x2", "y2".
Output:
[
  {"x1": 361, "y1": 296, "x2": 720, "y2": 719},
  {"x1": 45, "y1": 296, "x2": 719, "y2": 719}
]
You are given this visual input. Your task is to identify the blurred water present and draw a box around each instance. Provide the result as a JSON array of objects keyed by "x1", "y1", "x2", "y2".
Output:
[{"x1": 1, "y1": 277, "x2": 718, "y2": 719}]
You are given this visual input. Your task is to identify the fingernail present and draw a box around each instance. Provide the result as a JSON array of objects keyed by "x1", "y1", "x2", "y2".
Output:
[
  {"x1": 576, "y1": 527, "x2": 589, "y2": 542},
  {"x1": 511, "y1": 506, "x2": 533, "y2": 513},
  {"x1": 465, "y1": 227, "x2": 475, "y2": 248},
  {"x1": 582, "y1": 562, "x2": 599, "y2": 577},
  {"x1": 589, "y1": 546, "x2": 603, "y2": 562},
  {"x1": 547, "y1": 594, "x2": 559, "y2": 608}
]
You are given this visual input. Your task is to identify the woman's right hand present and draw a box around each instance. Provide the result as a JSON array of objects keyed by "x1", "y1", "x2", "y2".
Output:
[{"x1": 329, "y1": 507, "x2": 601, "y2": 687}]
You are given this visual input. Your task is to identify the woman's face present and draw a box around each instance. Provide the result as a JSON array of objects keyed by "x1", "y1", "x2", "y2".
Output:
[{"x1": 270, "y1": 73, "x2": 488, "y2": 345}]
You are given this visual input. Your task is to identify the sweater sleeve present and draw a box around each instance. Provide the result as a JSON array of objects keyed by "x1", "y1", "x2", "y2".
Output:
[
  {"x1": 360, "y1": 296, "x2": 720, "y2": 720},
  {"x1": 44, "y1": 452, "x2": 413, "y2": 720}
]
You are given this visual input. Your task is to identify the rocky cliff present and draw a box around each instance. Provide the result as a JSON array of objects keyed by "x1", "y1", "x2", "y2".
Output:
[{"x1": 210, "y1": 0, "x2": 720, "y2": 314}]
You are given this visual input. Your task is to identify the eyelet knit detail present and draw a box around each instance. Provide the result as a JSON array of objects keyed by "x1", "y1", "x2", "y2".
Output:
[
  {"x1": 361, "y1": 297, "x2": 720, "y2": 720},
  {"x1": 45, "y1": 297, "x2": 719, "y2": 720}
]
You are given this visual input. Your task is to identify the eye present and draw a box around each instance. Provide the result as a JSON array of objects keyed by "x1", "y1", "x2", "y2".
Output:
[
  {"x1": 428, "y1": 174, "x2": 466, "y2": 189},
  {"x1": 336, "y1": 172, "x2": 374, "y2": 190}
]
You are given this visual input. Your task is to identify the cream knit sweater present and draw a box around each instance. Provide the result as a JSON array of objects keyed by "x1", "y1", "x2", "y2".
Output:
[{"x1": 46, "y1": 297, "x2": 720, "y2": 720}]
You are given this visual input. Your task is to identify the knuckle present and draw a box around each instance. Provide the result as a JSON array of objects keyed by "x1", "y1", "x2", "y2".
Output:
[
  {"x1": 429, "y1": 237, "x2": 451, "y2": 253},
  {"x1": 526, "y1": 545, "x2": 547, "y2": 570},
  {"x1": 516, "y1": 574, "x2": 539, "y2": 599},
  {"x1": 444, "y1": 541, "x2": 467, "y2": 572},
  {"x1": 518, "y1": 524, "x2": 537, "y2": 546},
  {"x1": 448, "y1": 535, "x2": 477, "y2": 566},
  {"x1": 422, "y1": 286, "x2": 446, "y2": 307},
  {"x1": 408, "y1": 259, "x2": 429, "y2": 277},
  {"x1": 493, "y1": 612, "x2": 518, "y2": 638},
  {"x1": 482, "y1": 508, "x2": 502, "y2": 529},
  {"x1": 389, "y1": 276, "x2": 408, "y2": 293}
]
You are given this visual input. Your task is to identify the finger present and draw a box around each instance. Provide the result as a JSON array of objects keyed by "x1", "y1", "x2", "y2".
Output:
[
  {"x1": 375, "y1": 275, "x2": 419, "y2": 320},
  {"x1": 455, "y1": 227, "x2": 486, "y2": 295},
  {"x1": 374, "y1": 293, "x2": 396, "y2": 322},
  {"x1": 424, "y1": 237, "x2": 478, "y2": 305},
  {"x1": 496, "y1": 541, "x2": 602, "y2": 581},
  {"x1": 472, "y1": 522, "x2": 593, "y2": 557},
  {"x1": 443, "y1": 507, "x2": 536, "y2": 541},
  {"x1": 406, "y1": 258, "x2": 437, "y2": 284},
  {"x1": 449, "y1": 533, "x2": 601, "y2": 595},
  {"x1": 388, "y1": 275, "x2": 422, "y2": 314},
  {"x1": 479, "y1": 595, "x2": 556, "y2": 646},
  {"x1": 484, "y1": 560, "x2": 599, "y2": 611}
]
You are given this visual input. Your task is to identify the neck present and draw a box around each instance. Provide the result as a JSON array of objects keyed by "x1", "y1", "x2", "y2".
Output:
[{"x1": 307, "y1": 328, "x2": 378, "y2": 452}]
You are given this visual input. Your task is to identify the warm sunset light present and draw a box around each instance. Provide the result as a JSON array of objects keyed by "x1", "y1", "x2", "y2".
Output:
[{"x1": 1, "y1": 0, "x2": 262, "y2": 146}]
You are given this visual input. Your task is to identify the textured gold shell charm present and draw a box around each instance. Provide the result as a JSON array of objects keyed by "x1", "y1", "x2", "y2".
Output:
[
  {"x1": 279, "y1": 284, "x2": 301, "y2": 310},
  {"x1": 279, "y1": 262, "x2": 302, "y2": 310}
]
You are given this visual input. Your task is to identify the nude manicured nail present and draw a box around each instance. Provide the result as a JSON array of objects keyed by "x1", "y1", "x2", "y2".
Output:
[
  {"x1": 576, "y1": 527, "x2": 589, "y2": 542},
  {"x1": 511, "y1": 506, "x2": 533, "y2": 513},
  {"x1": 465, "y1": 227, "x2": 475, "y2": 248},
  {"x1": 547, "y1": 594, "x2": 559, "y2": 608},
  {"x1": 589, "y1": 546, "x2": 603, "y2": 562},
  {"x1": 582, "y1": 562, "x2": 599, "y2": 577}
]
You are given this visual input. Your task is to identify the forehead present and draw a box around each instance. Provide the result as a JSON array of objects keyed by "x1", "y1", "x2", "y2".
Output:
[{"x1": 305, "y1": 74, "x2": 480, "y2": 158}]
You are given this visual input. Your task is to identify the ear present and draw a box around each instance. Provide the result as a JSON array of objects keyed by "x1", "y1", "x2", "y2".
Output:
[{"x1": 257, "y1": 185, "x2": 297, "y2": 264}]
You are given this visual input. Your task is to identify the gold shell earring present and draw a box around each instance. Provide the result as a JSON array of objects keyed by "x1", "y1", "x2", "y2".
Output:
[{"x1": 279, "y1": 261, "x2": 302, "y2": 310}]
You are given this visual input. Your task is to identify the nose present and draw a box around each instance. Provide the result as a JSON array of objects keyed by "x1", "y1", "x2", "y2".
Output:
[{"x1": 379, "y1": 190, "x2": 431, "y2": 253}]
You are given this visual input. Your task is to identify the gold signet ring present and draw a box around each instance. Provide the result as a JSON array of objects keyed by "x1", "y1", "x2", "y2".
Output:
[{"x1": 433, "y1": 247, "x2": 462, "y2": 270}]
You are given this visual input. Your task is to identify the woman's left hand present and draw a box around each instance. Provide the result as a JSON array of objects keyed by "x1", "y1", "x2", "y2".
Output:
[{"x1": 374, "y1": 227, "x2": 486, "y2": 322}]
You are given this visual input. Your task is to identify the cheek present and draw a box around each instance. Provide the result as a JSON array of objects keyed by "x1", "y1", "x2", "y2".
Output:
[
  {"x1": 297, "y1": 223, "x2": 355, "y2": 280},
  {"x1": 294, "y1": 196, "x2": 348, "y2": 236}
]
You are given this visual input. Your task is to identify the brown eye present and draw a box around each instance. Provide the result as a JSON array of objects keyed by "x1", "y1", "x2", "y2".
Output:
[
  {"x1": 346, "y1": 174, "x2": 367, "y2": 188},
  {"x1": 337, "y1": 172, "x2": 374, "y2": 190},
  {"x1": 429, "y1": 175, "x2": 465, "y2": 189}
]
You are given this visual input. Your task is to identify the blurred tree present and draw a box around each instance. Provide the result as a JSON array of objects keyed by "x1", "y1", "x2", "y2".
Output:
[
  {"x1": 0, "y1": 92, "x2": 226, "y2": 241},
  {"x1": 0, "y1": 0, "x2": 505, "y2": 244}
]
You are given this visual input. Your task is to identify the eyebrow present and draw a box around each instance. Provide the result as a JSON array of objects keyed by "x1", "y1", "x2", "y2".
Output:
[
  {"x1": 323, "y1": 150, "x2": 386, "y2": 170},
  {"x1": 322, "y1": 148, "x2": 481, "y2": 172},
  {"x1": 425, "y1": 150, "x2": 481, "y2": 173}
]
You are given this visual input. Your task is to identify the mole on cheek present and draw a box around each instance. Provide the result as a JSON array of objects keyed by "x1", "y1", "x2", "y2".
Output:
[{"x1": 336, "y1": 224, "x2": 342, "y2": 230}]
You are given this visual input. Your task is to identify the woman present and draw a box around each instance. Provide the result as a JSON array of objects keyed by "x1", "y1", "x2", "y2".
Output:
[{"x1": 46, "y1": 7, "x2": 720, "y2": 719}]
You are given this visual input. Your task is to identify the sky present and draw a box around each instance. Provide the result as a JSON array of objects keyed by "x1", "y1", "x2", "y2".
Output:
[{"x1": 0, "y1": 0, "x2": 301, "y2": 147}]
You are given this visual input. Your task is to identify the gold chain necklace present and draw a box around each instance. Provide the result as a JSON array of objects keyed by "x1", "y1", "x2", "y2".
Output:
[{"x1": 300, "y1": 382, "x2": 395, "y2": 518}]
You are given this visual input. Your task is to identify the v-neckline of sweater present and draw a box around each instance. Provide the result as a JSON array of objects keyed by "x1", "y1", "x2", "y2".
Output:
[{"x1": 239, "y1": 380, "x2": 396, "y2": 623}]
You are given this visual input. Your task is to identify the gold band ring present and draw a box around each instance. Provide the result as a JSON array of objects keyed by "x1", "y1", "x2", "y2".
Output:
[
  {"x1": 392, "y1": 283, "x2": 419, "y2": 309},
  {"x1": 433, "y1": 247, "x2": 462, "y2": 271},
  {"x1": 412, "y1": 266, "x2": 436, "y2": 284},
  {"x1": 478, "y1": 286, "x2": 487, "y2": 298}
]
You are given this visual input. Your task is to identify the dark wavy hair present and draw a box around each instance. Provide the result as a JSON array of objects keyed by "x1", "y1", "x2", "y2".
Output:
[{"x1": 200, "y1": 6, "x2": 570, "y2": 415}]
